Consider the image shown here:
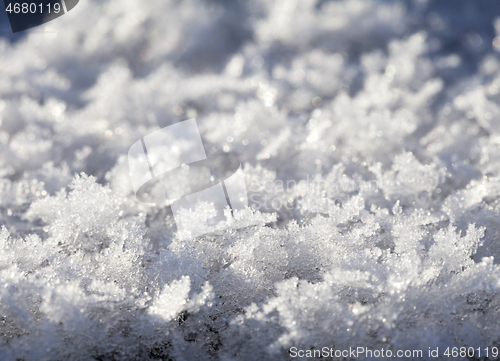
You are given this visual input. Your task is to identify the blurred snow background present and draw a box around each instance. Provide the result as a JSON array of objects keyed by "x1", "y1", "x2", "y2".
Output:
[{"x1": 2, "y1": 0, "x2": 500, "y2": 359}]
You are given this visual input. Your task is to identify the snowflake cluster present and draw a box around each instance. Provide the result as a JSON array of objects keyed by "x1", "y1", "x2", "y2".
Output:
[{"x1": 1, "y1": 0, "x2": 500, "y2": 359}]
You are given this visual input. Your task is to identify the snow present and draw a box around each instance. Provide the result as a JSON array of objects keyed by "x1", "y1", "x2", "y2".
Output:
[{"x1": 1, "y1": 0, "x2": 500, "y2": 359}]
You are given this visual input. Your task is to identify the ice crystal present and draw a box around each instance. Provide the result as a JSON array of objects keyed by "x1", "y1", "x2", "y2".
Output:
[{"x1": 1, "y1": 0, "x2": 500, "y2": 359}]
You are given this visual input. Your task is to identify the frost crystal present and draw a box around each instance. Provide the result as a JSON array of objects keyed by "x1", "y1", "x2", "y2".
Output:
[{"x1": 1, "y1": 0, "x2": 500, "y2": 359}]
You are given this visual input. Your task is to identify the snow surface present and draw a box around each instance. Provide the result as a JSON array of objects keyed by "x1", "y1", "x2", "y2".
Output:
[{"x1": 1, "y1": 0, "x2": 500, "y2": 359}]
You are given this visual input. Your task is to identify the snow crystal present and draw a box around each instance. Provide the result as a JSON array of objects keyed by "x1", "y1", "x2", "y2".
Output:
[{"x1": 1, "y1": 0, "x2": 500, "y2": 359}]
